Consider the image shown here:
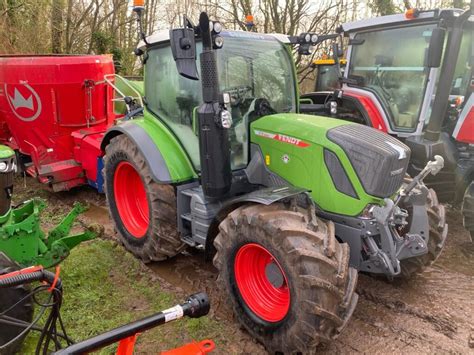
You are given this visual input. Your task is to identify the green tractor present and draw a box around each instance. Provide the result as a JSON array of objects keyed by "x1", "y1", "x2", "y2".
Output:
[{"x1": 100, "y1": 6, "x2": 447, "y2": 353}]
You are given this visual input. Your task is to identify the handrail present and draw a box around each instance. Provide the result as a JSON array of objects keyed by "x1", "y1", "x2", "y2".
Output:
[{"x1": 104, "y1": 74, "x2": 144, "y2": 107}]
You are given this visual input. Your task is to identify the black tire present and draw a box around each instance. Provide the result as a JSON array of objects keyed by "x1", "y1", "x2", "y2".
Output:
[
  {"x1": 104, "y1": 135, "x2": 185, "y2": 263},
  {"x1": 0, "y1": 253, "x2": 33, "y2": 355},
  {"x1": 462, "y1": 182, "x2": 474, "y2": 241},
  {"x1": 399, "y1": 184, "x2": 448, "y2": 278},
  {"x1": 213, "y1": 203, "x2": 358, "y2": 353}
]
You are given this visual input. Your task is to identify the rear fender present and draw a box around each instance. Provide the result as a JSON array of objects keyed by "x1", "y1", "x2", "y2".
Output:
[{"x1": 101, "y1": 119, "x2": 197, "y2": 184}]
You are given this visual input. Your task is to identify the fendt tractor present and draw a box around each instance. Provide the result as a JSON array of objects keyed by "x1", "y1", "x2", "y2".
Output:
[
  {"x1": 302, "y1": 6, "x2": 474, "y2": 239},
  {"x1": 0, "y1": 2, "x2": 448, "y2": 353}
]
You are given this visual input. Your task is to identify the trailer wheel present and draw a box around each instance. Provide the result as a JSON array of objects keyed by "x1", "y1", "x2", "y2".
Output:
[
  {"x1": 462, "y1": 182, "x2": 474, "y2": 241},
  {"x1": 104, "y1": 135, "x2": 185, "y2": 263},
  {"x1": 399, "y1": 182, "x2": 447, "y2": 278},
  {"x1": 213, "y1": 203, "x2": 358, "y2": 353},
  {"x1": 0, "y1": 253, "x2": 33, "y2": 354}
]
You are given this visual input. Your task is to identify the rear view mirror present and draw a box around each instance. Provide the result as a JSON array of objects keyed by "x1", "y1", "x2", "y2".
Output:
[
  {"x1": 425, "y1": 28, "x2": 446, "y2": 68},
  {"x1": 375, "y1": 55, "x2": 393, "y2": 67},
  {"x1": 170, "y1": 28, "x2": 199, "y2": 80}
]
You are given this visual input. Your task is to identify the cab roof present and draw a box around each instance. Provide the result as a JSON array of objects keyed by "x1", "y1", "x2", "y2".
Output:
[
  {"x1": 341, "y1": 8, "x2": 465, "y2": 33},
  {"x1": 138, "y1": 29, "x2": 290, "y2": 50}
]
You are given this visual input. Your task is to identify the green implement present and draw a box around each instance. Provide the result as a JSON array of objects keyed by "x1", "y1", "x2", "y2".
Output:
[{"x1": 0, "y1": 199, "x2": 101, "y2": 268}]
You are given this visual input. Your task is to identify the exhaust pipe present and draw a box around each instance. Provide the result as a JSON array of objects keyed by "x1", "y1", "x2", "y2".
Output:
[{"x1": 197, "y1": 12, "x2": 232, "y2": 200}]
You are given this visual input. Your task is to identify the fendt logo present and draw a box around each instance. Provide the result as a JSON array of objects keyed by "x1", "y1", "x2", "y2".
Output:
[{"x1": 4, "y1": 82, "x2": 42, "y2": 122}]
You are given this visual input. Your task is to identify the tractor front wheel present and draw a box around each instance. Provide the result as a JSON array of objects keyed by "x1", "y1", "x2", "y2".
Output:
[
  {"x1": 462, "y1": 181, "x2": 474, "y2": 241},
  {"x1": 214, "y1": 203, "x2": 358, "y2": 353},
  {"x1": 104, "y1": 135, "x2": 185, "y2": 263},
  {"x1": 0, "y1": 253, "x2": 33, "y2": 354}
]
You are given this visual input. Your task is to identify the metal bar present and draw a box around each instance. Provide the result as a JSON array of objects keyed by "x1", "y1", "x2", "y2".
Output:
[
  {"x1": 104, "y1": 74, "x2": 144, "y2": 107},
  {"x1": 52, "y1": 293, "x2": 210, "y2": 355}
]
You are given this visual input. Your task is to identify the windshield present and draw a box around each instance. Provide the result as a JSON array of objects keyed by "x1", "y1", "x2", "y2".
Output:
[
  {"x1": 315, "y1": 63, "x2": 343, "y2": 91},
  {"x1": 348, "y1": 24, "x2": 437, "y2": 131},
  {"x1": 145, "y1": 35, "x2": 296, "y2": 171}
]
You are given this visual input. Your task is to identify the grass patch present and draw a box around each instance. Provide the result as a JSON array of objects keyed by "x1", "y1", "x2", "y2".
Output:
[{"x1": 21, "y1": 239, "x2": 223, "y2": 354}]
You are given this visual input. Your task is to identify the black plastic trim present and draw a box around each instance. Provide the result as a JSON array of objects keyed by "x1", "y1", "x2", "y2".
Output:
[{"x1": 324, "y1": 148, "x2": 359, "y2": 199}]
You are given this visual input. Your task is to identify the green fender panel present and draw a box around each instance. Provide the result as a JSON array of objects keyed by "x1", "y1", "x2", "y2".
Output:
[
  {"x1": 101, "y1": 112, "x2": 197, "y2": 184},
  {"x1": 251, "y1": 113, "x2": 384, "y2": 216}
]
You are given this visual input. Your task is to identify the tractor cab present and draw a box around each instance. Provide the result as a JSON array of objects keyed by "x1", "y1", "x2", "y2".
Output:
[
  {"x1": 302, "y1": 8, "x2": 473, "y2": 138},
  {"x1": 301, "y1": 6, "x2": 473, "y2": 236},
  {"x1": 138, "y1": 30, "x2": 298, "y2": 172},
  {"x1": 343, "y1": 8, "x2": 473, "y2": 135},
  {"x1": 312, "y1": 58, "x2": 346, "y2": 92}
]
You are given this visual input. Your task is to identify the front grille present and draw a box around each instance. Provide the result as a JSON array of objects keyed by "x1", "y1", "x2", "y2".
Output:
[{"x1": 327, "y1": 124, "x2": 410, "y2": 198}]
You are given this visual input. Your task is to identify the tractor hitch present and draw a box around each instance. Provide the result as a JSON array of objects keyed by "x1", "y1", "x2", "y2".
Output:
[{"x1": 0, "y1": 199, "x2": 101, "y2": 268}]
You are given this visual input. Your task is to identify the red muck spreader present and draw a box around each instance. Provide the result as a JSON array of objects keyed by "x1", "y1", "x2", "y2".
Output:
[{"x1": 0, "y1": 55, "x2": 115, "y2": 191}]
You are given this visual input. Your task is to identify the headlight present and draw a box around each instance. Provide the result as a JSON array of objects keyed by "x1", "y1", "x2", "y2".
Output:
[
  {"x1": 214, "y1": 35, "x2": 224, "y2": 48},
  {"x1": 219, "y1": 109, "x2": 233, "y2": 129},
  {"x1": 213, "y1": 21, "x2": 223, "y2": 34}
]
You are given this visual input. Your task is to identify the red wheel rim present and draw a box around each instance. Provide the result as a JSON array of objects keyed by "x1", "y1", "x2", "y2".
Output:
[
  {"x1": 234, "y1": 243, "x2": 290, "y2": 322},
  {"x1": 113, "y1": 161, "x2": 149, "y2": 238}
]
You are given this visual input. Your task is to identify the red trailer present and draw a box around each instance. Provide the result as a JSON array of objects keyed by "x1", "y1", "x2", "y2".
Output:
[{"x1": 0, "y1": 55, "x2": 115, "y2": 191}]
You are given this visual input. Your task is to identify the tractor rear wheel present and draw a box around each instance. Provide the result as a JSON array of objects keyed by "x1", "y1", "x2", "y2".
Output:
[
  {"x1": 399, "y1": 184, "x2": 447, "y2": 278},
  {"x1": 0, "y1": 253, "x2": 33, "y2": 355},
  {"x1": 213, "y1": 203, "x2": 358, "y2": 353},
  {"x1": 462, "y1": 182, "x2": 474, "y2": 241},
  {"x1": 104, "y1": 135, "x2": 185, "y2": 263}
]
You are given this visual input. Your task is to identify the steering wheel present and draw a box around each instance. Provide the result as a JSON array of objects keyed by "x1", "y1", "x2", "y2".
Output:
[{"x1": 225, "y1": 86, "x2": 254, "y2": 107}]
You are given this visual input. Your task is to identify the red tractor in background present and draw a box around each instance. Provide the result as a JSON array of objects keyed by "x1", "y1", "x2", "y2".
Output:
[{"x1": 301, "y1": 6, "x2": 474, "y2": 238}]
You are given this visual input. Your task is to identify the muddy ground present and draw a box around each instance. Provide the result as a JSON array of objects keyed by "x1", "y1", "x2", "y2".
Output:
[{"x1": 15, "y1": 176, "x2": 474, "y2": 354}]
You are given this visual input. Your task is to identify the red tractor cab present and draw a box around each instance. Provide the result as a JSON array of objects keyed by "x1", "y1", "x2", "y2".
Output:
[{"x1": 301, "y1": 7, "x2": 474, "y2": 238}]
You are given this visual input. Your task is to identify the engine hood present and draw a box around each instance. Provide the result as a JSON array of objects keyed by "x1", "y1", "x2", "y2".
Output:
[
  {"x1": 251, "y1": 113, "x2": 349, "y2": 147},
  {"x1": 250, "y1": 113, "x2": 411, "y2": 216}
]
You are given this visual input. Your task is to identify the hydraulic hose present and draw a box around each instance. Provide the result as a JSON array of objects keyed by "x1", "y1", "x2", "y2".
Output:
[{"x1": 0, "y1": 268, "x2": 61, "y2": 290}]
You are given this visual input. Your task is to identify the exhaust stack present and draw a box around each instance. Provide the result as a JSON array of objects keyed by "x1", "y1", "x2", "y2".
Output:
[{"x1": 196, "y1": 13, "x2": 232, "y2": 200}]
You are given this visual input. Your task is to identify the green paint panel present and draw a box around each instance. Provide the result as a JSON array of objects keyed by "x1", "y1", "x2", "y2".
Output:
[
  {"x1": 0, "y1": 145, "x2": 14, "y2": 159},
  {"x1": 251, "y1": 113, "x2": 383, "y2": 216},
  {"x1": 112, "y1": 77, "x2": 197, "y2": 183},
  {"x1": 130, "y1": 113, "x2": 197, "y2": 183}
]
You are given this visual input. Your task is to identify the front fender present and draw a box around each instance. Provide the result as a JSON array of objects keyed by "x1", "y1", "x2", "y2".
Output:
[
  {"x1": 101, "y1": 118, "x2": 197, "y2": 184},
  {"x1": 204, "y1": 186, "x2": 309, "y2": 255}
]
